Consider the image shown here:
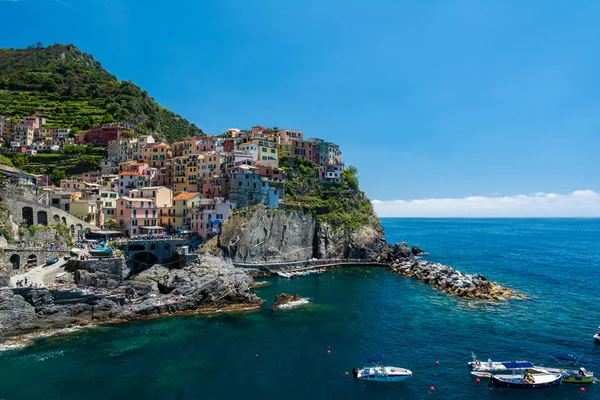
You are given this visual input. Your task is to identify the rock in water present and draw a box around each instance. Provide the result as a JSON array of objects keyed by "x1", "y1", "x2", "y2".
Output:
[
  {"x1": 272, "y1": 293, "x2": 303, "y2": 309},
  {"x1": 411, "y1": 246, "x2": 426, "y2": 255}
]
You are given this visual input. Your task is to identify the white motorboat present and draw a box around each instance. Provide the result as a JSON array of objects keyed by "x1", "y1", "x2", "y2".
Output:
[
  {"x1": 352, "y1": 355, "x2": 412, "y2": 382},
  {"x1": 469, "y1": 352, "x2": 535, "y2": 376},
  {"x1": 277, "y1": 271, "x2": 292, "y2": 278},
  {"x1": 594, "y1": 327, "x2": 600, "y2": 344}
]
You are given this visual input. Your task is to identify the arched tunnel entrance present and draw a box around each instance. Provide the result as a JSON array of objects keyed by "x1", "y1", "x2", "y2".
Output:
[
  {"x1": 129, "y1": 252, "x2": 160, "y2": 274},
  {"x1": 10, "y1": 254, "x2": 20, "y2": 270}
]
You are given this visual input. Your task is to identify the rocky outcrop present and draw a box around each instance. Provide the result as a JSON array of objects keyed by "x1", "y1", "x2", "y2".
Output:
[
  {"x1": 388, "y1": 251, "x2": 519, "y2": 300},
  {"x1": 272, "y1": 293, "x2": 303, "y2": 309},
  {"x1": 411, "y1": 246, "x2": 426, "y2": 256},
  {"x1": 69, "y1": 258, "x2": 128, "y2": 290},
  {"x1": 0, "y1": 255, "x2": 263, "y2": 342},
  {"x1": 212, "y1": 205, "x2": 388, "y2": 262}
]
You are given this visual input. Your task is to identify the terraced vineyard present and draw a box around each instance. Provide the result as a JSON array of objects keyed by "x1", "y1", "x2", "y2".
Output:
[{"x1": 0, "y1": 43, "x2": 203, "y2": 142}]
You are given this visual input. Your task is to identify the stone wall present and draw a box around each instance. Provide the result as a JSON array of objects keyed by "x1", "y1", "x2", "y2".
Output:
[{"x1": 0, "y1": 182, "x2": 98, "y2": 232}]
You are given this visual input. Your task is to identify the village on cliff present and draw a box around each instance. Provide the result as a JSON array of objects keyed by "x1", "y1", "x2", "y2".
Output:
[{"x1": 0, "y1": 117, "x2": 343, "y2": 239}]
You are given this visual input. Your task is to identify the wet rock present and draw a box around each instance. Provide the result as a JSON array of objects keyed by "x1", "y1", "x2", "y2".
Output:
[
  {"x1": 272, "y1": 293, "x2": 303, "y2": 309},
  {"x1": 411, "y1": 246, "x2": 426, "y2": 255}
]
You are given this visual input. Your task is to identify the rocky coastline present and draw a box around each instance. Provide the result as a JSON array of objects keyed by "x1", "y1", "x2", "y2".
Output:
[{"x1": 0, "y1": 255, "x2": 263, "y2": 346}]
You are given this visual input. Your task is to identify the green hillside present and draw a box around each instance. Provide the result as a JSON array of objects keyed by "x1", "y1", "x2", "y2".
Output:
[{"x1": 0, "y1": 43, "x2": 202, "y2": 143}]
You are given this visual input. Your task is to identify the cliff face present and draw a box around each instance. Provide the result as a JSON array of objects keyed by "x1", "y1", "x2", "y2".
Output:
[{"x1": 212, "y1": 202, "x2": 388, "y2": 262}]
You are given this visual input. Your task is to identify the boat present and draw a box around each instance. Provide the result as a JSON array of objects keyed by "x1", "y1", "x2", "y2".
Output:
[
  {"x1": 528, "y1": 367, "x2": 596, "y2": 384},
  {"x1": 469, "y1": 353, "x2": 535, "y2": 375},
  {"x1": 594, "y1": 327, "x2": 600, "y2": 344},
  {"x1": 277, "y1": 271, "x2": 292, "y2": 278},
  {"x1": 89, "y1": 247, "x2": 113, "y2": 257},
  {"x1": 352, "y1": 355, "x2": 412, "y2": 382},
  {"x1": 45, "y1": 257, "x2": 60, "y2": 266},
  {"x1": 528, "y1": 353, "x2": 597, "y2": 384},
  {"x1": 488, "y1": 372, "x2": 562, "y2": 389}
]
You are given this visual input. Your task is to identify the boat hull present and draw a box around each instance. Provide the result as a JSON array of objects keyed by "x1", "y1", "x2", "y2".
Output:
[
  {"x1": 527, "y1": 368, "x2": 596, "y2": 384},
  {"x1": 594, "y1": 334, "x2": 600, "y2": 344},
  {"x1": 353, "y1": 366, "x2": 412, "y2": 382},
  {"x1": 488, "y1": 374, "x2": 562, "y2": 390}
]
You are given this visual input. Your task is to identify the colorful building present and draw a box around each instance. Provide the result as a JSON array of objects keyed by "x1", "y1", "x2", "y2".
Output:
[
  {"x1": 190, "y1": 198, "x2": 233, "y2": 239},
  {"x1": 161, "y1": 192, "x2": 203, "y2": 232},
  {"x1": 116, "y1": 196, "x2": 161, "y2": 237}
]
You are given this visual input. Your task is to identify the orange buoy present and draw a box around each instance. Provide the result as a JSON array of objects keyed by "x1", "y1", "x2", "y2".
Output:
[
  {"x1": 345, "y1": 372, "x2": 349, "y2": 376},
  {"x1": 430, "y1": 386, "x2": 435, "y2": 391},
  {"x1": 580, "y1": 387, "x2": 585, "y2": 392},
  {"x1": 435, "y1": 360, "x2": 440, "y2": 366},
  {"x1": 476, "y1": 378, "x2": 480, "y2": 383}
]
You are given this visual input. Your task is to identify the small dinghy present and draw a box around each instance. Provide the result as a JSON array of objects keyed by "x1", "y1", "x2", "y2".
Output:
[
  {"x1": 488, "y1": 372, "x2": 562, "y2": 389},
  {"x1": 352, "y1": 355, "x2": 412, "y2": 382},
  {"x1": 594, "y1": 327, "x2": 600, "y2": 344}
]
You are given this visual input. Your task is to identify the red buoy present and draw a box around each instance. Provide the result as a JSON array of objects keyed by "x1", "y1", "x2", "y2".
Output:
[
  {"x1": 580, "y1": 387, "x2": 585, "y2": 392},
  {"x1": 475, "y1": 378, "x2": 480, "y2": 383},
  {"x1": 430, "y1": 386, "x2": 435, "y2": 391},
  {"x1": 345, "y1": 372, "x2": 349, "y2": 376},
  {"x1": 435, "y1": 360, "x2": 440, "y2": 366},
  {"x1": 327, "y1": 349, "x2": 331, "y2": 355}
]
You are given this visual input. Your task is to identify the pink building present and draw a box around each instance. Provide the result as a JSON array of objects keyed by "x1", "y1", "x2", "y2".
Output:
[
  {"x1": 116, "y1": 197, "x2": 161, "y2": 237},
  {"x1": 190, "y1": 199, "x2": 233, "y2": 239},
  {"x1": 23, "y1": 116, "x2": 41, "y2": 129},
  {"x1": 318, "y1": 164, "x2": 343, "y2": 184},
  {"x1": 277, "y1": 129, "x2": 303, "y2": 143}
]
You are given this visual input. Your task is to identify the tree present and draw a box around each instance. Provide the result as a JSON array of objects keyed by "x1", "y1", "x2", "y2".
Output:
[
  {"x1": 50, "y1": 169, "x2": 66, "y2": 185},
  {"x1": 104, "y1": 220, "x2": 121, "y2": 231},
  {"x1": 342, "y1": 165, "x2": 359, "y2": 191}
]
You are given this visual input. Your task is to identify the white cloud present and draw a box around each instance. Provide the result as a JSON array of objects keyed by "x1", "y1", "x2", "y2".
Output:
[{"x1": 372, "y1": 190, "x2": 600, "y2": 218}]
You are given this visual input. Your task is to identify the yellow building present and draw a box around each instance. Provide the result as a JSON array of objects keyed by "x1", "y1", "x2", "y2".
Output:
[
  {"x1": 160, "y1": 192, "x2": 203, "y2": 231},
  {"x1": 173, "y1": 155, "x2": 199, "y2": 193},
  {"x1": 69, "y1": 199, "x2": 100, "y2": 226},
  {"x1": 278, "y1": 142, "x2": 293, "y2": 159},
  {"x1": 257, "y1": 139, "x2": 278, "y2": 166},
  {"x1": 197, "y1": 152, "x2": 222, "y2": 180}
]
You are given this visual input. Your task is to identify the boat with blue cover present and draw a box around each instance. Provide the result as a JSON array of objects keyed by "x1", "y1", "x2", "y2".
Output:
[
  {"x1": 488, "y1": 372, "x2": 562, "y2": 389},
  {"x1": 469, "y1": 353, "x2": 536, "y2": 377},
  {"x1": 352, "y1": 355, "x2": 412, "y2": 382}
]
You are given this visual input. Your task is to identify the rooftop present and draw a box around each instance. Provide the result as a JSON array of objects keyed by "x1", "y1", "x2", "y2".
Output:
[{"x1": 173, "y1": 192, "x2": 201, "y2": 200}]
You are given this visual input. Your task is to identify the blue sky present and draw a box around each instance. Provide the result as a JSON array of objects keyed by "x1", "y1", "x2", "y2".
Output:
[{"x1": 2, "y1": 0, "x2": 600, "y2": 216}]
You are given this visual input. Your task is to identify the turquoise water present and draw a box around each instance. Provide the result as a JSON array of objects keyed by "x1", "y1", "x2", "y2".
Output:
[{"x1": 1, "y1": 218, "x2": 599, "y2": 399}]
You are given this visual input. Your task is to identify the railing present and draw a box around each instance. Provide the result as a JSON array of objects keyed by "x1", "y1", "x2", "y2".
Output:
[{"x1": 4, "y1": 243, "x2": 68, "y2": 251}]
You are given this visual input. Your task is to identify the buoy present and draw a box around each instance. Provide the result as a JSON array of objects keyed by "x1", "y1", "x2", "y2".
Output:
[
  {"x1": 255, "y1": 354, "x2": 259, "y2": 358},
  {"x1": 580, "y1": 387, "x2": 585, "y2": 392},
  {"x1": 435, "y1": 360, "x2": 439, "y2": 366},
  {"x1": 476, "y1": 378, "x2": 480, "y2": 383},
  {"x1": 327, "y1": 349, "x2": 331, "y2": 355},
  {"x1": 430, "y1": 386, "x2": 435, "y2": 392},
  {"x1": 345, "y1": 372, "x2": 349, "y2": 376}
]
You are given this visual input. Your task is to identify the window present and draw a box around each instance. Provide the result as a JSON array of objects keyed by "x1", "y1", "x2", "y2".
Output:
[{"x1": 120, "y1": 210, "x2": 123, "y2": 216}]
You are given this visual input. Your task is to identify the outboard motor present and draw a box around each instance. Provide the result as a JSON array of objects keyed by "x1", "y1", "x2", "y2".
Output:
[{"x1": 352, "y1": 368, "x2": 358, "y2": 378}]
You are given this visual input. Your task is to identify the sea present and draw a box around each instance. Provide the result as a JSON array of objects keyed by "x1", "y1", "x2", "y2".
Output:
[{"x1": 1, "y1": 218, "x2": 599, "y2": 400}]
